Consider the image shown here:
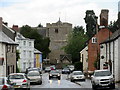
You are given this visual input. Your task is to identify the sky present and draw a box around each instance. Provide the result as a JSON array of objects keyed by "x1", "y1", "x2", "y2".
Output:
[{"x1": 0, "y1": 0, "x2": 119, "y2": 28}]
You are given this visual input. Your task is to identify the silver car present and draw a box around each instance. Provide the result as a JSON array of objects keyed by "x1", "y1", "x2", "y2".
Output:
[
  {"x1": 27, "y1": 71, "x2": 42, "y2": 85},
  {"x1": 8, "y1": 73, "x2": 30, "y2": 89},
  {"x1": 0, "y1": 77, "x2": 13, "y2": 90},
  {"x1": 91, "y1": 70, "x2": 115, "y2": 89},
  {"x1": 70, "y1": 71, "x2": 85, "y2": 82}
]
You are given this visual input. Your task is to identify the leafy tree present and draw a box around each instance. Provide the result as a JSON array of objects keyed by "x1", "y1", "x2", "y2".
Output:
[
  {"x1": 108, "y1": 21, "x2": 118, "y2": 33},
  {"x1": 63, "y1": 26, "x2": 88, "y2": 63},
  {"x1": 74, "y1": 61, "x2": 83, "y2": 71},
  {"x1": 20, "y1": 25, "x2": 50, "y2": 59},
  {"x1": 38, "y1": 23, "x2": 43, "y2": 27},
  {"x1": 84, "y1": 10, "x2": 98, "y2": 39}
]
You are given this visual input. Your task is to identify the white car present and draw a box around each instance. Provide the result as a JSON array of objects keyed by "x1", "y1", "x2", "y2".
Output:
[
  {"x1": 27, "y1": 71, "x2": 42, "y2": 85},
  {"x1": 0, "y1": 77, "x2": 13, "y2": 90},
  {"x1": 70, "y1": 71, "x2": 85, "y2": 82},
  {"x1": 91, "y1": 70, "x2": 115, "y2": 89},
  {"x1": 8, "y1": 73, "x2": 30, "y2": 89}
]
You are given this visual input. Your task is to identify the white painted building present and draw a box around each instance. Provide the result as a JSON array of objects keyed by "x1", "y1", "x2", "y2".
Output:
[
  {"x1": 0, "y1": 17, "x2": 17, "y2": 77},
  {"x1": 80, "y1": 46, "x2": 88, "y2": 73},
  {"x1": 15, "y1": 33, "x2": 34, "y2": 72},
  {"x1": 100, "y1": 29, "x2": 120, "y2": 82}
]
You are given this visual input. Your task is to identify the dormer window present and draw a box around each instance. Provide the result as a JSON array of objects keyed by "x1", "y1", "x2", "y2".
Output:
[
  {"x1": 55, "y1": 28, "x2": 58, "y2": 33},
  {"x1": 92, "y1": 37, "x2": 97, "y2": 43}
]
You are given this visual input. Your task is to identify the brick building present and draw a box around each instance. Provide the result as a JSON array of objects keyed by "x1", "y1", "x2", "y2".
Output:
[{"x1": 88, "y1": 9, "x2": 112, "y2": 72}]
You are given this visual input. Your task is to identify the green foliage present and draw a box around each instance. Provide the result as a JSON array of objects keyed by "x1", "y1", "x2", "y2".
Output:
[
  {"x1": 84, "y1": 10, "x2": 97, "y2": 39},
  {"x1": 74, "y1": 61, "x2": 83, "y2": 71},
  {"x1": 20, "y1": 25, "x2": 51, "y2": 59},
  {"x1": 63, "y1": 26, "x2": 88, "y2": 63},
  {"x1": 108, "y1": 21, "x2": 119, "y2": 33}
]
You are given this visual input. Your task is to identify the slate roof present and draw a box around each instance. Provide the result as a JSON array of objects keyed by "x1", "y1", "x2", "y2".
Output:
[
  {"x1": 101, "y1": 29, "x2": 120, "y2": 44},
  {"x1": 0, "y1": 31, "x2": 17, "y2": 45},
  {"x1": 34, "y1": 48, "x2": 42, "y2": 54}
]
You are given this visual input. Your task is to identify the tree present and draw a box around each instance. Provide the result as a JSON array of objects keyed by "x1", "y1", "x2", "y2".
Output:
[
  {"x1": 63, "y1": 26, "x2": 88, "y2": 63},
  {"x1": 20, "y1": 25, "x2": 51, "y2": 59},
  {"x1": 108, "y1": 21, "x2": 119, "y2": 33},
  {"x1": 84, "y1": 10, "x2": 98, "y2": 39}
]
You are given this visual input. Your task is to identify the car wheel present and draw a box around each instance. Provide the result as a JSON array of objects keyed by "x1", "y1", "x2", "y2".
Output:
[
  {"x1": 39, "y1": 81, "x2": 42, "y2": 85},
  {"x1": 58, "y1": 76, "x2": 61, "y2": 80},
  {"x1": 110, "y1": 83, "x2": 115, "y2": 89},
  {"x1": 71, "y1": 79, "x2": 74, "y2": 82},
  {"x1": 49, "y1": 76, "x2": 51, "y2": 80},
  {"x1": 92, "y1": 85, "x2": 97, "y2": 90}
]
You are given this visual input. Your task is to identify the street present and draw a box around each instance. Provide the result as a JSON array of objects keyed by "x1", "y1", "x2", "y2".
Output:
[{"x1": 30, "y1": 72, "x2": 119, "y2": 90}]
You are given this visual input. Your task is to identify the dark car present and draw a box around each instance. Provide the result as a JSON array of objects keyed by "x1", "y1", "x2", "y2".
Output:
[
  {"x1": 62, "y1": 67, "x2": 71, "y2": 74},
  {"x1": 49, "y1": 70, "x2": 61, "y2": 80}
]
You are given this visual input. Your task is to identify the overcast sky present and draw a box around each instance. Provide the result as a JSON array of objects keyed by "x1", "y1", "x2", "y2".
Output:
[{"x1": 0, "y1": 0, "x2": 119, "y2": 28}]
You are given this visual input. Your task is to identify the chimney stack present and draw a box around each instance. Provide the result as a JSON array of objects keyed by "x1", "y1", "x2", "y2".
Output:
[
  {"x1": 12, "y1": 25, "x2": 19, "y2": 32},
  {"x1": 100, "y1": 9, "x2": 109, "y2": 26},
  {"x1": 0, "y1": 17, "x2": 2, "y2": 31}
]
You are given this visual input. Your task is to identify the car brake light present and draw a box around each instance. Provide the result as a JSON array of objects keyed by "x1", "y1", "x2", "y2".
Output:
[
  {"x1": 2, "y1": 85, "x2": 8, "y2": 89},
  {"x1": 23, "y1": 80, "x2": 27, "y2": 82}
]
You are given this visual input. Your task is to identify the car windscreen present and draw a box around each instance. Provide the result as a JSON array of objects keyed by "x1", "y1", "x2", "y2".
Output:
[
  {"x1": 27, "y1": 72, "x2": 40, "y2": 76},
  {"x1": 73, "y1": 72, "x2": 83, "y2": 75},
  {"x1": 94, "y1": 71, "x2": 111, "y2": 76},
  {"x1": 9, "y1": 75, "x2": 24, "y2": 79}
]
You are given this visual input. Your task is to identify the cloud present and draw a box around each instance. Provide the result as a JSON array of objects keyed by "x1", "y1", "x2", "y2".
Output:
[{"x1": 0, "y1": 0, "x2": 118, "y2": 28}]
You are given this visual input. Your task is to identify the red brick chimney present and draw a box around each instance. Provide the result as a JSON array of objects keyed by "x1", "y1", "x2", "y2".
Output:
[
  {"x1": 12, "y1": 25, "x2": 19, "y2": 31},
  {"x1": 100, "y1": 9, "x2": 109, "y2": 26}
]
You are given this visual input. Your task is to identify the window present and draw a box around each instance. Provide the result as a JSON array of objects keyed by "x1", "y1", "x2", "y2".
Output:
[
  {"x1": 23, "y1": 41, "x2": 26, "y2": 46},
  {"x1": 23, "y1": 62, "x2": 26, "y2": 69},
  {"x1": 29, "y1": 62, "x2": 31, "y2": 67},
  {"x1": 29, "y1": 51, "x2": 32, "y2": 57},
  {"x1": 92, "y1": 37, "x2": 97, "y2": 43},
  {"x1": 29, "y1": 42, "x2": 31, "y2": 46},
  {"x1": 23, "y1": 50, "x2": 26, "y2": 57},
  {"x1": 55, "y1": 28, "x2": 58, "y2": 33}
]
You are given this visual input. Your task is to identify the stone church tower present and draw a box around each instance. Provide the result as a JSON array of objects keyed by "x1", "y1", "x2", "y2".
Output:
[{"x1": 46, "y1": 19, "x2": 72, "y2": 64}]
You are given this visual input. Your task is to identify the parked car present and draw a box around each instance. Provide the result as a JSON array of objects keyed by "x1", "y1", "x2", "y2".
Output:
[
  {"x1": 7, "y1": 73, "x2": 30, "y2": 89},
  {"x1": 67, "y1": 65, "x2": 74, "y2": 72},
  {"x1": 26, "y1": 67, "x2": 42, "y2": 75},
  {"x1": 70, "y1": 71, "x2": 85, "y2": 82},
  {"x1": 49, "y1": 70, "x2": 61, "y2": 80},
  {"x1": 50, "y1": 65, "x2": 56, "y2": 70},
  {"x1": 27, "y1": 70, "x2": 42, "y2": 85},
  {"x1": 62, "y1": 67, "x2": 71, "y2": 74},
  {"x1": 91, "y1": 70, "x2": 115, "y2": 89},
  {"x1": 45, "y1": 67, "x2": 51, "y2": 72},
  {"x1": 0, "y1": 77, "x2": 13, "y2": 90}
]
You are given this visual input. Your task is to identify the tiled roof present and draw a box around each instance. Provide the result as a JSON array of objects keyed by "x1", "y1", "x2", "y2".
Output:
[
  {"x1": 101, "y1": 29, "x2": 120, "y2": 44},
  {"x1": 0, "y1": 31, "x2": 17, "y2": 45}
]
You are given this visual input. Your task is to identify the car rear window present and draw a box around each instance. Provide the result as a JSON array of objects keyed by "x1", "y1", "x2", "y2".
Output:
[
  {"x1": 73, "y1": 72, "x2": 83, "y2": 75},
  {"x1": 27, "y1": 71, "x2": 40, "y2": 76},
  {"x1": 9, "y1": 75, "x2": 24, "y2": 79}
]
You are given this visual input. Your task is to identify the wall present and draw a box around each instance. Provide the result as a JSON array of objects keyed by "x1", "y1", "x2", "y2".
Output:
[{"x1": 46, "y1": 22, "x2": 72, "y2": 64}]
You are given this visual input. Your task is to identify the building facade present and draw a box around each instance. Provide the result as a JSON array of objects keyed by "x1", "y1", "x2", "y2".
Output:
[
  {"x1": 80, "y1": 46, "x2": 88, "y2": 73},
  {"x1": 0, "y1": 17, "x2": 17, "y2": 77},
  {"x1": 34, "y1": 48, "x2": 42, "y2": 69},
  {"x1": 15, "y1": 33, "x2": 34, "y2": 72},
  {"x1": 46, "y1": 20, "x2": 72, "y2": 64},
  {"x1": 88, "y1": 9, "x2": 112, "y2": 72},
  {"x1": 100, "y1": 29, "x2": 120, "y2": 82}
]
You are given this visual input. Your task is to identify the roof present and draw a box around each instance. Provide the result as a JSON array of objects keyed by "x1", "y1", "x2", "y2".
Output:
[
  {"x1": 34, "y1": 48, "x2": 42, "y2": 54},
  {"x1": 0, "y1": 31, "x2": 17, "y2": 45},
  {"x1": 101, "y1": 29, "x2": 120, "y2": 44}
]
